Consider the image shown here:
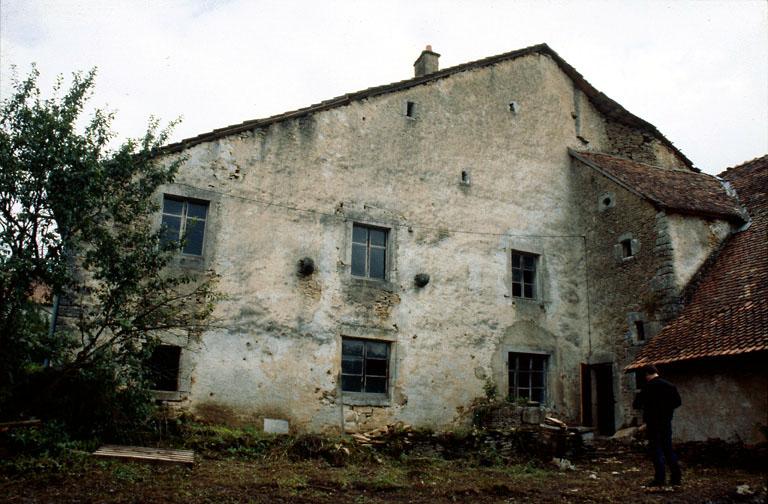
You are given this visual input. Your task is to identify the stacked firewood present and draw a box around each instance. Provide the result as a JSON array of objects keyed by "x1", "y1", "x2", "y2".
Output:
[
  {"x1": 351, "y1": 423, "x2": 412, "y2": 447},
  {"x1": 544, "y1": 416, "x2": 568, "y2": 429}
]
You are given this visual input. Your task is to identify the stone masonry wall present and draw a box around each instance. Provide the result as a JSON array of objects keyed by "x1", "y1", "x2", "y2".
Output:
[
  {"x1": 570, "y1": 158, "x2": 666, "y2": 428},
  {"x1": 570, "y1": 158, "x2": 732, "y2": 430}
]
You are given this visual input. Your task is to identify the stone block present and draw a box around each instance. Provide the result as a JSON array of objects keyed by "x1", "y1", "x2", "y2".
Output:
[
  {"x1": 520, "y1": 406, "x2": 544, "y2": 424},
  {"x1": 264, "y1": 418, "x2": 290, "y2": 434}
]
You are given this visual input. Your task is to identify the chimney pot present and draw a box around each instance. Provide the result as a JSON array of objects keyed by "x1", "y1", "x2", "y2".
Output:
[{"x1": 414, "y1": 46, "x2": 440, "y2": 78}]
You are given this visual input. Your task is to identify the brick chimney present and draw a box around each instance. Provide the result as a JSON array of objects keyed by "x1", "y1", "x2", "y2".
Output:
[{"x1": 414, "y1": 45, "x2": 440, "y2": 77}]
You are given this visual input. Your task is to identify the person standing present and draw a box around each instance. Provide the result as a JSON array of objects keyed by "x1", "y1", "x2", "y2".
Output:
[{"x1": 632, "y1": 363, "x2": 682, "y2": 487}]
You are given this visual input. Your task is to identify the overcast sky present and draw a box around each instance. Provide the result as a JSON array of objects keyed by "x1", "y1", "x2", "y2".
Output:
[{"x1": 1, "y1": 0, "x2": 766, "y2": 175}]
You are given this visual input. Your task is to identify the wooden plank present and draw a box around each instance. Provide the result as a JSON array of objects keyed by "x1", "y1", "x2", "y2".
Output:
[
  {"x1": 0, "y1": 419, "x2": 41, "y2": 429},
  {"x1": 93, "y1": 445, "x2": 194, "y2": 465}
]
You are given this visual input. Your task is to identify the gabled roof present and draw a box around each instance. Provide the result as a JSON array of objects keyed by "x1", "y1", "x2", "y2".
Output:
[
  {"x1": 570, "y1": 150, "x2": 747, "y2": 223},
  {"x1": 627, "y1": 155, "x2": 768, "y2": 369},
  {"x1": 163, "y1": 44, "x2": 691, "y2": 169}
]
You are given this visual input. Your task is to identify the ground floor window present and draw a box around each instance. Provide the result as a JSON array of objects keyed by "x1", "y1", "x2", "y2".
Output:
[
  {"x1": 508, "y1": 352, "x2": 547, "y2": 403},
  {"x1": 341, "y1": 338, "x2": 389, "y2": 395},
  {"x1": 147, "y1": 345, "x2": 181, "y2": 392}
]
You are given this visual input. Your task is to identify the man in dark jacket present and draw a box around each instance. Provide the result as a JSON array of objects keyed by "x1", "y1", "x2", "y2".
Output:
[{"x1": 633, "y1": 364, "x2": 682, "y2": 487}]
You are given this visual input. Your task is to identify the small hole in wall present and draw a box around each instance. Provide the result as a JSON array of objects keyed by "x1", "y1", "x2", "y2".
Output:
[
  {"x1": 509, "y1": 101, "x2": 518, "y2": 113},
  {"x1": 406, "y1": 101, "x2": 416, "y2": 118},
  {"x1": 598, "y1": 192, "x2": 615, "y2": 211},
  {"x1": 635, "y1": 321, "x2": 646, "y2": 341},
  {"x1": 622, "y1": 239, "x2": 633, "y2": 258},
  {"x1": 461, "y1": 170, "x2": 470, "y2": 184}
]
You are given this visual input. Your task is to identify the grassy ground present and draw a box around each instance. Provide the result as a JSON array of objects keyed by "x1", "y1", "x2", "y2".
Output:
[{"x1": 2, "y1": 441, "x2": 766, "y2": 503}]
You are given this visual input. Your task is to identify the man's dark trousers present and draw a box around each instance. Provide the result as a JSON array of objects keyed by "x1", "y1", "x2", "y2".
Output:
[
  {"x1": 647, "y1": 421, "x2": 681, "y2": 485},
  {"x1": 634, "y1": 375, "x2": 682, "y2": 486}
]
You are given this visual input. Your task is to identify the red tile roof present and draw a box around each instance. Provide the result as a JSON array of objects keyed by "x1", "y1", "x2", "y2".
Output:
[
  {"x1": 570, "y1": 150, "x2": 747, "y2": 223},
  {"x1": 163, "y1": 44, "x2": 692, "y2": 169},
  {"x1": 627, "y1": 155, "x2": 768, "y2": 369}
]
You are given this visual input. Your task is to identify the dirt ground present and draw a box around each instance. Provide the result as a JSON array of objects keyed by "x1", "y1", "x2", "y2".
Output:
[{"x1": 2, "y1": 443, "x2": 766, "y2": 503}]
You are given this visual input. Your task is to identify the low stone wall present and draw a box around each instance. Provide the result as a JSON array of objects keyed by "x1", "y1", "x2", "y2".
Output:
[{"x1": 474, "y1": 402, "x2": 546, "y2": 430}]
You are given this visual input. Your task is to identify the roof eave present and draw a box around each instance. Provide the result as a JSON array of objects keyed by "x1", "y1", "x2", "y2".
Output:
[
  {"x1": 625, "y1": 346, "x2": 768, "y2": 370},
  {"x1": 569, "y1": 148, "x2": 659, "y2": 203}
]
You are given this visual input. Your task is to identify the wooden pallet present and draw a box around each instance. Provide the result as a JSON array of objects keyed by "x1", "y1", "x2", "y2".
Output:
[{"x1": 93, "y1": 445, "x2": 194, "y2": 465}]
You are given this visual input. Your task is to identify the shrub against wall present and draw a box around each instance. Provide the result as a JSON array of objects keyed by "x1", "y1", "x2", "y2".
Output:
[{"x1": 0, "y1": 66, "x2": 219, "y2": 440}]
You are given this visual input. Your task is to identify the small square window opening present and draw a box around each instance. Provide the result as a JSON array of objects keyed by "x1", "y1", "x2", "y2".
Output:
[
  {"x1": 511, "y1": 252, "x2": 537, "y2": 299},
  {"x1": 406, "y1": 101, "x2": 417, "y2": 119},
  {"x1": 635, "y1": 321, "x2": 646, "y2": 341},
  {"x1": 621, "y1": 239, "x2": 633, "y2": 258},
  {"x1": 341, "y1": 338, "x2": 390, "y2": 395},
  {"x1": 509, "y1": 352, "x2": 547, "y2": 403},
  {"x1": 351, "y1": 224, "x2": 388, "y2": 280}
]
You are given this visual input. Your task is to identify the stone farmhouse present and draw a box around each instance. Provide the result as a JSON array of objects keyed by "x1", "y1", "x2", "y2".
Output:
[{"x1": 148, "y1": 43, "x2": 758, "y2": 439}]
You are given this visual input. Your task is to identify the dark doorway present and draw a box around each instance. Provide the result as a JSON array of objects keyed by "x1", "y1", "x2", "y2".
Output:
[
  {"x1": 581, "y1": 363, "x2": 615, "y2": 436},
  {"x1": 148, "y1": 345, "x2": 181, "y2": 392}
]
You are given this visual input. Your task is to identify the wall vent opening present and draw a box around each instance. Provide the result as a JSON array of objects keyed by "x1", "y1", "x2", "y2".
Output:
[
  {"x1": 621, "y1": 239, "x2": 633, "y2": 258},
  {"x1": 406, "y1": 101, "x2": 417, "y2": 118},
  {"x1": 635, "y1": 321, "x2": 646, "y2": 341}
]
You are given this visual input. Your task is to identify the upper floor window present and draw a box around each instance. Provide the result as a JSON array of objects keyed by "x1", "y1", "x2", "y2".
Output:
[
  {"x1": 351, "y1": 224, "x2": 388, "y2": 280},
  {"x1": 161, "y1": 196, "x2": 208, "y2": 256},
  {"x1": 341, "y1": 337, "x2": 390, "y2": 395},
  {"x1": 512, "y1": 251, "x2": 537, "y2": 299}
]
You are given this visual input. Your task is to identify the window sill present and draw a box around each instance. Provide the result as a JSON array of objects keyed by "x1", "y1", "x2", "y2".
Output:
[
  {"x1": 150, "y1": 390, "x2": 186, "y2": 402},
  {"x1": 511, "y1": 297, "x2": 549, "y2": 306},
  {"x1": 347, "y1": 276, "x2": 397, "y2": 291},
  {"x1": 341, "y1": 392, "x2": 391, "y2": 407},
  {"x1": 171, "y1": 254, "x2": 207, "y2": 269}
]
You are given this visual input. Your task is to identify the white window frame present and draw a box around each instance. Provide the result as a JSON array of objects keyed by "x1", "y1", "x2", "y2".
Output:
[{"x1": 161, "y1": 195, "x2": 209, "y2": 257}]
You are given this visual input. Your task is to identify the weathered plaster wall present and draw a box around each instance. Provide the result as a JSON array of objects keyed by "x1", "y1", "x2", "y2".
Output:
[
  {"x1": 665, "y1": 214, "x2": 731, "y2": 292},
  {"x1": 663, "y1": 356, "x2": 768, "y2": 445},
  {"x1": 158, "y1": 51, "x2": 696, "y2": 433}
]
